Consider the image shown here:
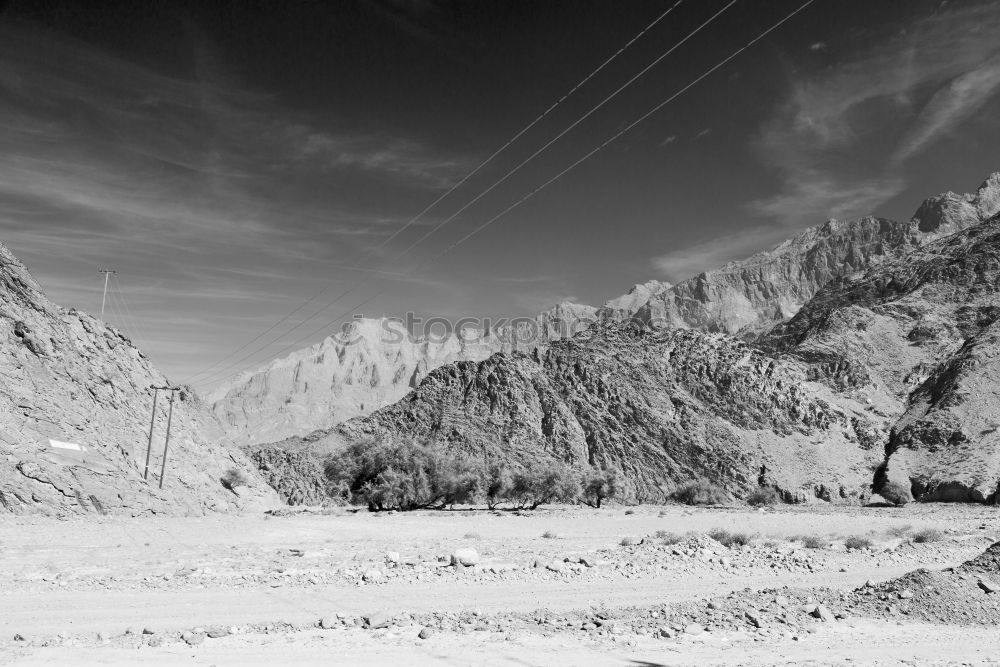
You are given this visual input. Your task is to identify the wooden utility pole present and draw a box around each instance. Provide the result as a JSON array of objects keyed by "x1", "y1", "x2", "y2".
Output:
[
  {"x1": 145, "y1": 385, "x2": 180, "y2": 488},
  {"x1": 98, "y1": 269, "x2": 116, "y2": 317},
  {"x1": 143, "y1": 386, "x2": 160, "y2": 480},
  {"x1": 158, "y1": 387, "x2": 180, "y2": 489}
]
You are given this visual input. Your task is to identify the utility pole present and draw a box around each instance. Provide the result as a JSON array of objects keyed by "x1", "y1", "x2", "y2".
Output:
[
  {"x1": 143, "y1": 386, "x2": 159, "y2": 480},
  {"x1": 98, "y1": 269, "x2": 116, "y2": 317},
  {"x1": 145, "y1": 385, "x2": 180, "y2": 488},
  {"x1": 158, "y1": 386, "x2": 180, "y2": 490}
]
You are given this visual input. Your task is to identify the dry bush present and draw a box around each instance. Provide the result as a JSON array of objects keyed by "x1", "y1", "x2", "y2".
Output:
[
  {"x1": 843, "y1": 535, "x2": 874, "y2": 550},
  {"x1": 541, "y1": 530, "x2": 559, "y2": 539},
  {"x1": 886, "y1": 524, "x2": 913, "y2": 538},
  {"x1": 913, "y1": 528, "x2": 944, "y2": 543},
  {"x1": 745, "y1": 487, "x2": 782, "y2": 506},
  {"x1": 581, "y1": 465, "x2": 622, "y2": 508},
  {"x1": 670, "y1": 480, "x2": 728, "y2": 506},
  {"x1": 708, "y1": 528, "x2": 753, "y2": 547},
  {"x1": 799, "y1": 535, "x2": 826, "y2": 549},
  {"x1": 619, "y1": 536, "x2": 639, "y2": 547},
  {"x1": 878, "y1": 481, "x2": 912, "y2": 506},
  {"x1": 220, "y1": 468, "x2": 250, "y2": 491},
  {"x1": 656, "y1": 531, "x2": 683, "y2": 545}
]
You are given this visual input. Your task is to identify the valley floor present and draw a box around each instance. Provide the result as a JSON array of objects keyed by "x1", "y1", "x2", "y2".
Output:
[{"x1": 1, "y1": 503, "x2": 998, "y2": 665}]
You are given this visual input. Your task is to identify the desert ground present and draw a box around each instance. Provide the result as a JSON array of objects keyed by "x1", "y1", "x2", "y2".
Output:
[{"x1": 2, "y1": 503, "x2": 999, "y2": 665}]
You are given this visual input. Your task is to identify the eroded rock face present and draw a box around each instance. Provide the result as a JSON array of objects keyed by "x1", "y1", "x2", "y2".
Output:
[
  {"x1": 0, "y1": 243, "x2": 279, "y2": 515},
  {"x1": 210, "y1": 302, "x2": 599, "y2": 446},
  {"x1": 327, "y1": 324, "x2": 881, "y2": 503},
  {"x1": 763, "y1": 215, "x2": 1000, "y2": 502},
  {"x1": 631, "y1": 174, "x2": 999, "y2": 337}
]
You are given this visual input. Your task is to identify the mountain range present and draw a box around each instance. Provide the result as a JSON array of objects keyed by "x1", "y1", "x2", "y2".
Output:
[{"x1": 237, "y1": 173, "x2": 1000, "y2": 504}]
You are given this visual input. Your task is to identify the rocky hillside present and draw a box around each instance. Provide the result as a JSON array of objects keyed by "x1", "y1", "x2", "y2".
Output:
[
  {"x1": 0, "y1": 243, "x2": 279, "y2": 515},
  {"x1": 257, "y1": 173, "x2": 1000, "y2": 505},
  {"x1": 631, "y1": 173, "x2": 1000, "y2": 336},
  {"x1": 310, "y1": 323, "x2": 883, "y2": 503},
  {"x1": 214, "y1": 175, "x2": 1000, "y2": 449},
  {"x1": 210, "y1": 302, "x2": 598, "y2": 446},
  {"x1": 763, "y1": 212, "x2": 1000, "y2": 503}
]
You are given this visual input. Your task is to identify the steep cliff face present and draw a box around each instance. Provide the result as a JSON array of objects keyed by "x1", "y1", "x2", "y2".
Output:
[
  {"x1": 0, "y1": 243, "x2": 278, "y2": 515},
  {"x1": 327, "y1": 324, "x2": 882, "y2": 503},
  {"x1": 631, "y1": 174, "x2": 1000, "y2": 336},
  {"x1": 210, "y1": 302, "x2": 599, "y2": 446},
  {"x1": 762, "y1": 214, "x2": 1000, "y2": 502}
]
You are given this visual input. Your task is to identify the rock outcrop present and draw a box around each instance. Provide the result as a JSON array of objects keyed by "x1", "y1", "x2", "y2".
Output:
[
  {"x1": 210, "y1": 302, "x2": 598, "y2": 446},
  {"x1": 633, "y1": 173, "x2": 999, "y2": 337},
  {"x1": 318, "y1": 323, "x2": 882, "y2": 503},
  {"x1": 763, "y1": 213, "x2": 1000, "y2": 502},
  {"x1": 0, "y1": 243, "x2": 279, "y2": 515}
]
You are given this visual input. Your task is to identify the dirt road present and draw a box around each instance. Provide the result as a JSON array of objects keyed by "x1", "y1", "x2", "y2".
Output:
[{"x1": 1, "y1": 503, "x2": 997, "y2": 665}]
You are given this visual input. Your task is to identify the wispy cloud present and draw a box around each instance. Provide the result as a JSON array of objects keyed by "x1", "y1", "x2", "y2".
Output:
[
  {"x1": 0, "y1": 21, "x2": 476, "y2": 379},
  {"x1": 652, "y1": 226, "x2": 791, "y2": 282},
  {"x1": 750, "y1": 2, "x2": 1000, "y2": 226}
]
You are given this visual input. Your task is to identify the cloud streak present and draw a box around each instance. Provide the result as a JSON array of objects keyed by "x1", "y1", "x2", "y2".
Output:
[{"x1": 750, "y1": 2, "x2": 1000, "y2": 226}]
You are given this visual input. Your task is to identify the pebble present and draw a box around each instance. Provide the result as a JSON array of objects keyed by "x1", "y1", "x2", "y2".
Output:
[
  {"x1": 320, "y1": 617, "x2": 339, "y2": 630},
  {"x1": 365, "y1": 612, "x2": 391, "y2": 629},
  {"x1": 811, "y1": 605, "x2": 835, "y2": 622},
  {"x1": 978, "y1": 579, "x2": 999, "y2": 593},
  {"x1": 418, "y1": 626, "x2": 435, "y2": 639}
]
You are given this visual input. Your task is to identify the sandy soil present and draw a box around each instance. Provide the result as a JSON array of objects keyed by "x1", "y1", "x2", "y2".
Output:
[{"x1": 1, "y1": 503, "x2": 998, "y2": 665}]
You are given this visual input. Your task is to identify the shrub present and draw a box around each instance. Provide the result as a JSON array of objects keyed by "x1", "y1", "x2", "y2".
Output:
[
  {"x1": 220, "y1": 468, "x2": 250, "y2": 491},
  {"x1": 485, "y1": 463, "x2": 514, "y2": 510},
  {"x1": 670, "y1": 480, "x2": 728, "y2": 506},
  {"x1": 708, "y1": 529, "x2": 753, "y2": 548},
  {"x1": 620, "y1": 536, "x2": 639, "y2": 547},
  {"x1": 542, "y1": 530, "x2": 559, "y2": 539},
  {"x1": 507, "y1": 463, "x2": 581, "y2": 510},
  {"x1": 746, "y1": 487, "x2": 782, "y2": 506},
  {"x1": 886, "y1": 524, "x2": 913, "y2": 538},
  {"x1": 913, "y1": 528, "x2": 944, "y2": 543},
  {"x1": 843, "y1": 535, "x2": 874, "y2": 550},
  {"x1": 325, "y1": 439, "x2": 481, "y2": 511},
  {"x1": 581, "y1": 465, "x2": 622, "y2": 508},
  {"x1": 800, "y1": 535, "x2": 826, "y2": 549},
  {"x1": 878, "y1": 481, "x2": 912, "y2": 506},
  {"x1": 656, "y1": 531, "x2": 683, "y2": 545}
]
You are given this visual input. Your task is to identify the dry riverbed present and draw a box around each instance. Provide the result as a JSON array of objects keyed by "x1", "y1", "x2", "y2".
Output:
[{"x1": 1, "y1": 503, "x2": 998, "y2": 665}]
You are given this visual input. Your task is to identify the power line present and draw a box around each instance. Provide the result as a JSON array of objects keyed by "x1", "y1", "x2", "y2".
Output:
[
  {"x1": 389, "y1": 0, "x2": 737, "y2": 261},
  {"x1": 182, "y1": 2, "x2": 687, "y2": 386},
  {"x1": 202, "y1": 0, "x2": 816, "y2": 392},
  {"x1": 111, "y1": 274, "x2": 151, "y2": 351}
]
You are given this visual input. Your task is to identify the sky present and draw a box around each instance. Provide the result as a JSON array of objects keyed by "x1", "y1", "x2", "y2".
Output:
[{"x1": 2, "y1": 0, "x2": 1000, "y2": 390}]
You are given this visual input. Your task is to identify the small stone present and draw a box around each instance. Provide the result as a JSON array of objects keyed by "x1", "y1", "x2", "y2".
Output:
[
  {"x1": 658, "y1": 627, "x2": 675, "y2": 638},
  {"x1": 418, "y1": 626, "x2": 434, "y2": 639},
  {"x1": 364, "y1": 612, "x2": 391, "y2": 629},
  {"x1": 385, "y1": 552, "x2": 400, "y2": 564},
  {"x1": 320, "y1": 617, "x2": 338, "y2": 630},
  {"x1": 184, "y1": 632, "x2": 205, "y2": 646},
  {"x1": 142, "y1": 628, "x2": 156, "y2": 635},
  {"x1": 978, "y1": 579, "x2": 999, "y2": 593},
  {"x1": 362, "y1": 568, "x2": 383, "y2": 583},
  {"x1": 450, "y1": 548, "x2": 480, "y2": 567},
  {"x1": 13, "y1": 633, "x2": 27, "y2": 642},
  {"x1": 898, "y1": 589, "x2": 913, "y2": 599},
  {"x1": 684, "y1": 623, "x2": 704, "y2": 635},
  {"x1": 746, "y1": 612, "x2": 765, "y2": 628},
  {"x1": 207, "y1": 627, "x2": 229, "y2": 638},
  {"x1": 811, "y1": 605, "x2": 834, "y2": 622},
  {"x1": 774, "y1": 596, "x2": 790, "y2": 606},
  {"x1": 148, "y1": 636, "x2": 163, "y2": 647},
  {"x1": 545, "y1": 561, "x2": 564, "y2": 573}
]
